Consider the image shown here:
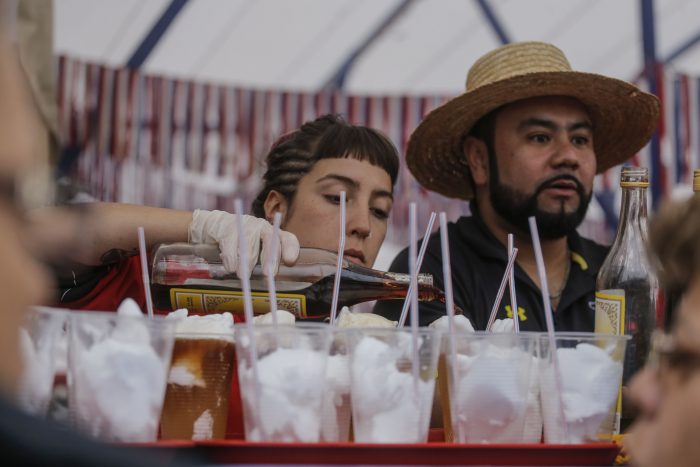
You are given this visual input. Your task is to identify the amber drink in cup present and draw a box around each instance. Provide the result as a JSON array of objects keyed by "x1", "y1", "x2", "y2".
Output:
[{"x1": 160, "y1": 311, "x2": 235, "y2": 440}]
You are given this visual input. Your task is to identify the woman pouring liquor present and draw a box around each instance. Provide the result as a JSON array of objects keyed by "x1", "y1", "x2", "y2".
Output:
[{"x1": 56, "y1": 114, "x2": 399, "y2": 311}]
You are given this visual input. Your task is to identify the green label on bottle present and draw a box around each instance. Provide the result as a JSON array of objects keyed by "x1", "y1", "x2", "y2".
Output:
[
  {"x1": 595, "y1": 289, "x2": 625, "y2": 335},
  {"x1": 169, "y1": 288, "x2": 306, "y2": 317}
]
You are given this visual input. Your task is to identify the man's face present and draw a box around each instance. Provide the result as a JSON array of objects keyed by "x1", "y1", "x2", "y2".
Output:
[
  {"x1": 486, "y1": 96, "x2": 596, "y2": 239},
  {"x1": 625, "y1": 280, "x2": 700, "y2": 467}
]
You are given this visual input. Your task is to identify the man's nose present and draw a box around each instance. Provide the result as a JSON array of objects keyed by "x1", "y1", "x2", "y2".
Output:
[{"x1": 551, "y1": 137, "x2": 580, "y2": 169}]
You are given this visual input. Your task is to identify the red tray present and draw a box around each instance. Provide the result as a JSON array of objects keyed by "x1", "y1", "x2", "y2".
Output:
[{"x1": 135, "y1": 439, "x2": 620, "y2": 466}]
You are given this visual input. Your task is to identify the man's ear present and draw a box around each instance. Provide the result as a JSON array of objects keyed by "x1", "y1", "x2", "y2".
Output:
[
  {"x1": 263, "y1": 190, "x2": 289, "y2": 224},
  {"x1": 463, "y1": 136, "x2": 489, "y2": 187}
]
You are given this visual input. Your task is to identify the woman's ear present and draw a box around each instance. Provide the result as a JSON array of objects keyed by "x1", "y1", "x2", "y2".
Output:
[
  {"x1": 263, "y1": 190, "x2": 288, "y2": 224},
  {"x1": 463, "y1": 136, "x2": 489, "y2": 187}
]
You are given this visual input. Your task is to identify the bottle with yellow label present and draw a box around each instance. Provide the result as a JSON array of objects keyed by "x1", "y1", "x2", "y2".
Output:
[
  {"x1": 595, "y1": 166, "x2": 658, "y2": 433},
  {"x1": 150, "y1": 243, "x2": 443, "y2": 320}
]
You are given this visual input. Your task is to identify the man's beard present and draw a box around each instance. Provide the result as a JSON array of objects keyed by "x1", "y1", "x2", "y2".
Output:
[{"x1": 488, "y1": 156, "x2": 592, "y2": 240}]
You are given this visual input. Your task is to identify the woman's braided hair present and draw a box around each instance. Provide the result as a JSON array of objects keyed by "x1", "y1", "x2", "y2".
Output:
[{"x1": 251, "y1": 114, "x2": 399, "y2": 218}]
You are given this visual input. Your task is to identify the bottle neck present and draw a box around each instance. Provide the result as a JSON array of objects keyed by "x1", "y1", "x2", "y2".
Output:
[{"x1": 615, "y1": 185, "x2": 648, "y2": 241}]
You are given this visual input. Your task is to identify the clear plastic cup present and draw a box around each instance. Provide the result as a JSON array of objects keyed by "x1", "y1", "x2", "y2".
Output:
[
  {"x1": 160, "y1": 330, "x2": 236, "y2": 440},
  {"x1": 320, "y1": 327, "x2": 353, "y2": 442},
  {"x1": 67, "y1": 311, "x2": 176, "y2": 442},
  {"x1": 235, "y1": 323, "x2": 332, "y2": 442},
  {"x1": 444, "y1": 331, "x2": 538, "y2": 443},
  {"x1": 17, "y1": 307, "x2": 68, "y2": 416},
  {"x1": 538, "y1": 332, "x2": 629, "y2": 444},
  {"x1": 349, "y1": 327, "x2": 440, "y2": 444}
]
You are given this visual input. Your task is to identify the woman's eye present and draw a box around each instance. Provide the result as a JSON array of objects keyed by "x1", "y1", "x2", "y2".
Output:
[
  {"x1": 371, "y1": 207, "x2": 389, "y2": 220},
  {"x1": 324, "y1": 194, "x2": 341, "y2": 204}
]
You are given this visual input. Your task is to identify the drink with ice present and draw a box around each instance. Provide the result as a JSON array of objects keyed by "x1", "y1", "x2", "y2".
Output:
[
  {"x1": 235, "y1": 323, "x2": 332, "y2": 442},
  {"x1": 348, "y1": 327, "x2": 440, "y2": 444},
  {"x1": 538, "y1": 333, "x2": 629, "y2": 444},
  {"x1": 67, "y1": 309, "x2": 175, "y2": 442}
]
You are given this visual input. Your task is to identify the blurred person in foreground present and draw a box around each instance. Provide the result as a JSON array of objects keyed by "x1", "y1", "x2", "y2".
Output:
[
  {"x1": 0, "y1": 4, "x2": 195, "y2": 465},
  {"x1": 375, "y1": 41, "x2": 659, "y2": 330},
  {"x1": 624, "y1": 194, "x2": 700, "y2": 467}
]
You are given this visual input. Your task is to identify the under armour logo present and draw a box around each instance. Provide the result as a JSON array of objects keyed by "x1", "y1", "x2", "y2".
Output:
[{"x1": 505, "y1": 305, "x2": 527, "y2": 321}]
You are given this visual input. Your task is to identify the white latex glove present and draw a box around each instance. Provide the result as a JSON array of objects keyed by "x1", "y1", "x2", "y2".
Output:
[{"x1": 188, "y1": 209, "x2": 300, "y2": 278}]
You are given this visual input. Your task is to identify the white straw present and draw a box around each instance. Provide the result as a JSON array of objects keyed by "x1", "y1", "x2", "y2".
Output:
[
  {"x1": 485, "y1": 247, "x2": 519, "y2": 331},
  {"x1": 329, "y1": 191, "x2": 346, "y2": 325},
  {"x1": 265, "y1": 212, "x2": 283, "y2": 330},
  {"x1": 137, "y1": 227, "x2": 154, "y2": 319},
  {"x1": 408, "y1": 203, "x2": 420, "y2": 395},
  {"x1": 439, "y1": 212, "x2": 459, "y2": 439},
  {"x1": 508, "y1": 234, "x2": 520, "y2": 333},
  {"x1": 398, "y1": 211, "x2": 437, "y2": 327},
  {"x1": 234, "y1": 199, "x2": 265, "y2": 437},
  {"x1": 528, "y1": 216, "x2": 569, "y2": 441}
]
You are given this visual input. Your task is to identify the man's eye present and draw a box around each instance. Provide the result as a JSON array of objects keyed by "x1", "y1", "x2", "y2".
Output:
[
  {"x1": 572, "y1": 136, "x2": 590, "y2": 146},
  {"x1": 530, "y1": 134, "x2": 550, "y2": 143}
]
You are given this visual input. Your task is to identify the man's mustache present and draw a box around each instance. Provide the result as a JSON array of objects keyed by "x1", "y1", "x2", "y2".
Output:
[{"x1": 535, "y1": 174, "x2": 586, "y2": 196}]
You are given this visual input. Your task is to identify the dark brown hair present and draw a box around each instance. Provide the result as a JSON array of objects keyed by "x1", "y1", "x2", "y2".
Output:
[{"x1": 251, "y1": 114, "x2": 399, "y2": 217}]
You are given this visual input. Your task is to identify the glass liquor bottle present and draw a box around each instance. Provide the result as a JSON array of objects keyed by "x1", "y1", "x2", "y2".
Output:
[
  {"x1": 595, "y1": 166, "x2": 658, "y2": 433},
  {"x1": 150, "y1": 243, "x2": 444, "y2": 320}
]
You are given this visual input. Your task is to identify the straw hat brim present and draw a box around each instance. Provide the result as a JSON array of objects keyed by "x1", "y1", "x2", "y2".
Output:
[{"x1": 406, "y1": 71, "x2": 660, "y2": 200}]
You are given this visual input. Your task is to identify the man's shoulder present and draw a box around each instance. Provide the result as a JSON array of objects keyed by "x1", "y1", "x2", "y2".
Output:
[{"x1": 570, "y1": 233, "x2": 610, "y2": 274}]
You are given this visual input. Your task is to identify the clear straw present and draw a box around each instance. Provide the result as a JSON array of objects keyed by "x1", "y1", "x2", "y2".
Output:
[
  {"x1": 137, "y1": 227, "x2": 154, "y2": 319},
  {"x1": 265, "y1": 212, "x2": 283, "y2": 330},
  {"x1": 439, "y1": 212, "x2": 459, "y2": 439},
  {"x1": 485, "y1": 247, "x2": 519, "y2": 331},
  {"x1": 507, "y1": 234, "x2": 520, "y2": 333},
  {"x1": 528, "y1": 216, "x2": 569, "y2": 442},
  {"x1": 329, "y1": 191, "x2": 346, "y2": 326},
  {"x1": 408, "y1": 203, "x2": 420, "y2": 395},
  {"x1": 234, "y1": 199, "x2": 265, "y2": 438},
  {"x1": 398, "y1": 211, "x2": 437, "y2": 327}
]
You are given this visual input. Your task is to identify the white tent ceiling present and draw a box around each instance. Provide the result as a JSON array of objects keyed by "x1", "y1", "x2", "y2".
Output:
[{"x1": 54, "y1": 0, "x2": 700, "y2": 96}]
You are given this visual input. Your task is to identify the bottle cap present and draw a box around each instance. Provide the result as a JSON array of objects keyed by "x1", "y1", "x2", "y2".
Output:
[{"x1": 619, "y1": 166, "x2": 649, "y2": 188}]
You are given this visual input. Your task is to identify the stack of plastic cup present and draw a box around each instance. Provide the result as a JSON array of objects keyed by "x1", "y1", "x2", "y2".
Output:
[
  {"x1": 348, "y1": 327, "x2": 440, "y2": 444},
  {"x1": 538, "y1": 332, "x2": 629, "y2": 444},
  {"x1": 67, "y1": 311, "x2": 176, "y2": 442}
]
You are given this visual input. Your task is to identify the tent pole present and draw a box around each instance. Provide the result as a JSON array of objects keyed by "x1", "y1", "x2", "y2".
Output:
[{"x1": 640, "y1": 0, "x2": 662, "y2": 208}]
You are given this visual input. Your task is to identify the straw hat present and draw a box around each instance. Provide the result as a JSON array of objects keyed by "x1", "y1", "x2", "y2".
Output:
[{"x1": 406, "y1": 41, "x2": 660, "y2": 200}]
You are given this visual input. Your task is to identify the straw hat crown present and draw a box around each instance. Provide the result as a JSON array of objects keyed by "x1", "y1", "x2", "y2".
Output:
[{"x1": 406, "y1": 41, "x2": 660, "y2": 200}]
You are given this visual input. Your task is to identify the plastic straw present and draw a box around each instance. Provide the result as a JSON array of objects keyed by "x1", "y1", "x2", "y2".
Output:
[
  {"x1": 265, "y1": 212, "x2": 283, "y2": 330},
  {"x1": 234, "y1": 199, "x2": 265, "y2": 437},
  {"x1": 528, "y1": 216, "x2": 569, "y2": 441},
  {"x1": 408, "y1": 203, "x2": 420, "y2": 395},
  {"x1": 398, "y1": 211, "x2": 437, "y2": 327},
  {"x1": 439, "y1": 212, "x2": 459, "y2": 439},
  {"x1": 137, "y1": 227, "x2": 154, "y2": 319},
  {"x1": 507, "y1": 234, "x2": 520, "y2": 333},
  {"x1": 485, "y1": 247, "x2": 519, "y2": 331},
  {"x1": 329, "y1": 191, "x2": 346, "y2": 326}
]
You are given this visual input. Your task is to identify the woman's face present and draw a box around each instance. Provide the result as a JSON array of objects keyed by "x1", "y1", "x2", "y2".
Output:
[{"x1": 271, "y1": 157, "x2": 393, "y2": 268}]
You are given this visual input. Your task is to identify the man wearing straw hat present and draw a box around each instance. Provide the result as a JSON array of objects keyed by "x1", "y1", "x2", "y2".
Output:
[{"x1": 375, "y1": 41, "x2": 659, "y2": 331}]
